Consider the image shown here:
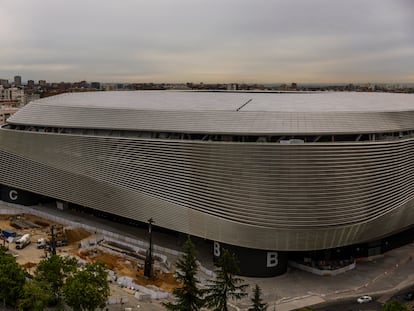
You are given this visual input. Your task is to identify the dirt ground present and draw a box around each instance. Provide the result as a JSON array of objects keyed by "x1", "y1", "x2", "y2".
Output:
[
  {"x1": 77, "y1": 245, "x2": 179, "y2": 292},
  {"x1": 1, "y1": 213, "x2": 179, "y2": 293},
  {"x1": 1, "y1": 214, "x2": 58, "y2": 268}
]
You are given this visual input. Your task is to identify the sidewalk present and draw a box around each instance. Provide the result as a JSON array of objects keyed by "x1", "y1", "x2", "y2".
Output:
[{"x1": 243, "y1": 244, "x2": 414, "y2": 311}]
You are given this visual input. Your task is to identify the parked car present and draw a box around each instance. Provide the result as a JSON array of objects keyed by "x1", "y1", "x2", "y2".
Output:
[
  {"x1": 357, "y1": 295, "x2": 372, "y2": 303},
  {"x1": 404, "y1": 292, "x2": 414, "y2": 301}
]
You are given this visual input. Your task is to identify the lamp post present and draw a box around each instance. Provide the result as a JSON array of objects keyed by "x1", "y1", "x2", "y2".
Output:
[
  {"x1": 144, "y1": 218, "x2": 154, "y2": 278},
  {"x1": 50, "y1": 225, "x2": 56, "y2": 256}
]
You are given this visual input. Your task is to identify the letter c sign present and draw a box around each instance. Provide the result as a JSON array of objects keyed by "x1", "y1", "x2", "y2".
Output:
[{"x1": 9, "y1": 189, "x2": 18, "y2": 201}]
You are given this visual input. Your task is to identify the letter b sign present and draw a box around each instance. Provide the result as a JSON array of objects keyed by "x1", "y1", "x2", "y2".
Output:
[
  {"x1": 267, "y1": 252, "x2": 278, "y2": 267},
  {"x1": 213, "y1": 241, "x2": 221, "y2": 257}
]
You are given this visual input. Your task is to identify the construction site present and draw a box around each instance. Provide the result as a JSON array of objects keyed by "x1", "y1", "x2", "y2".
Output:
[{"x1": 0, "y1": 203, "x2": 187, "y2": 310}]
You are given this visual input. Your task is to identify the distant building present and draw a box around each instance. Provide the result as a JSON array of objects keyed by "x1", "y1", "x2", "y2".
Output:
[
  {"x1": 0, "y1": 106, "x2": 19, "y2": 124},
  {"x1": 27, "y1": 80, "x2": 35, "y2": 88},
  {"x1": 0, "y1": 79, "x2": 9, "y2": 87},
  {"x1": 0, "y1": 86, "x2": 24, "y2": 104},
  {"x1": 91, "y1": 82, "x2": 101, "y2": 90},
  {"x1": 25, "y1": 93, "x2": 41, "y2": 105},
  {"x1": 0, "y1": 85, "x2": 19, "y2": 123},
  {"x1": 227, "y1": 83, "x2": 238, "y2": 90},
  {"x1": 38, "y1": 80, "x2": 47, "y2": 87},
  {"x1": 104, "y1": 84, "x2": 115, "y2": 91},
  {"x1": 14, "y1": 75, "x2": 22, "y2": 87}
]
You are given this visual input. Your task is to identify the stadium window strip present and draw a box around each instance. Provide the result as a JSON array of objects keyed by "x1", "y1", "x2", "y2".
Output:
[{"x1": 2, "y1": 124, "x2": 413, "y2": 143}]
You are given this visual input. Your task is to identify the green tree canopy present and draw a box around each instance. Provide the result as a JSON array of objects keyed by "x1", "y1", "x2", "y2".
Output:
[
  {"x1": 62, "y1": 261, "x2": 109, "y2": 311},
  {"x1": 0, "y1": 246, "x2": 26, "y2": 307},
  {"x1": 19, "y1": 279, "x2": 52, "y2": 311},
  {"x1": 34, "y1": 254, "x2": 77, "y2": 305},
  {"x1": 249, "y1": 284, "x2": 267, "y2": 311},
  {"x1": 204, "y1": 248, "x2": 248, "y2": 311},
  {"x1": 382, "y1": 300, "x2": 408, "y2": 311},
  {"x1": 163, "y1": 237, "x2": 204, "y2": 311}
]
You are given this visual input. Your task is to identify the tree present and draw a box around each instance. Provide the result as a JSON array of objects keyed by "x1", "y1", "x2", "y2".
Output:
[
  {"x1": 249, "y1": 284, "x2": 267, "y2": 311},
  {"x1": 34, "y1": 254, "x2": 77, "y2": 305},
  {"x1": 382, "y1": 300, "x2": 408, "y2": 311},
  {"x1": 163, "y1": 237, "x2": 204, "y2": 311},
  {"x1": 204, "y1": 248, "x2": 248, "y2": 311},
  {"x1": 62, "y1": 261, "x2": 109, "y2": 311},
  {"x1": 0, "y1": 245, "x2": 26, "y2": 307},
  {"x1": 19, "y1": 280, "x2": 52, "y2": 311}
]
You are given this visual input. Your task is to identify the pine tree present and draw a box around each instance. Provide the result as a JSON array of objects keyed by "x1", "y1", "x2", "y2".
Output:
[
  {"x1": 204, "y1": 248, "x2": 248, "y2": 311},
  {"x1": 163, "y1": 237, "x2": 204, "y2": 311},
  {"x1": 249, "y1": 284, "x2": 267, "y2": 311}
]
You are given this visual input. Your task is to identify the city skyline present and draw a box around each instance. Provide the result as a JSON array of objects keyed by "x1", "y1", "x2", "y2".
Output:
[{"x1": 1, "y1": 0, "x2": 413, "y2": 84}]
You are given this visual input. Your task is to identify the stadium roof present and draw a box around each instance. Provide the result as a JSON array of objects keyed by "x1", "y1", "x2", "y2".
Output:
[{"x1": 7, "y1": 91, "x2": 414, "y2": 135}]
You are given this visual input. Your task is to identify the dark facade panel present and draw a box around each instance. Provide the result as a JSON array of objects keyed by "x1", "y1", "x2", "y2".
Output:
[
  {"x1": 213, "y1": 241, "x2": 288, "y2": 277},
  {"x1": 1, "y1": 185, "x2": 40, "y2": 206}
]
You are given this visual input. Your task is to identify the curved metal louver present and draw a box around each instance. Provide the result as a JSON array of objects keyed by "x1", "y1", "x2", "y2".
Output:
[{"x1": 1, "y1": 127, "x2": 414, "y2": 251}]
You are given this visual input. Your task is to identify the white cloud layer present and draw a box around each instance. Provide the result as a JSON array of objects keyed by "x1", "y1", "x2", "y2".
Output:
[{"x1": 0, "y1": 0, "x2": 413, "y2": 83}]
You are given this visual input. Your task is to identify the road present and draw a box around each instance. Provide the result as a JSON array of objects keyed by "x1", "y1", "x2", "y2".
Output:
[
  {"x1": 312, "y1": 285, "x2": 414, "y2": 311},
  {"x1": 313, "y1": 297, "x2": 382, "y2": 311}
]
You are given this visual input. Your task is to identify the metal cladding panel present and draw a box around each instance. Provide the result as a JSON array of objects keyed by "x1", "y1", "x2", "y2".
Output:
[
  {"x1": 7, "y1": 91, "x2": 414, "y2": 135},
  {"x1": 8, "y1": 104, "x2": 414, "y2": 135},
  {"x1": 1, "y1": 128, "x2": 414, "y2": 251}
]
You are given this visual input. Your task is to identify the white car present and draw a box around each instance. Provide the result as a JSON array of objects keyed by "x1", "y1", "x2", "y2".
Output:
[{"x1": 357, "y1": 295, "x2": 373, "y2": 303}]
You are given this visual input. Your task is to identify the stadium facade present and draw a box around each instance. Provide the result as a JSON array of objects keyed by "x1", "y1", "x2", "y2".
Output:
[{"x1": 1, "y1": 90, "x2": 414, "y2": 277}]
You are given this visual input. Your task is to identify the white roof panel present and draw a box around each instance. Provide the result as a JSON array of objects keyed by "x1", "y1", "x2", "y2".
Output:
[
  {"x1": 30, "y1": 90, "x2": 414, "y2": 112},
  {"x1": 7, "y1": 91, "x2": 414, "y2": 135}
]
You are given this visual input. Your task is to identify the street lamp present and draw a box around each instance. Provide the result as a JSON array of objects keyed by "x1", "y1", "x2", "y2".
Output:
[
  {"x1": 50, "y1": 225, "x2": 57, "y2": 256},
  {"x1": 144, "y1": 218, "x2": 154, "y2": 278}
]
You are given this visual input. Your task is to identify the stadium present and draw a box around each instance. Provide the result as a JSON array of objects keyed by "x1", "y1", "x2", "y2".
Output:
[{"x1": 1, "y1": 90, "x2": 414, "y2": 277}]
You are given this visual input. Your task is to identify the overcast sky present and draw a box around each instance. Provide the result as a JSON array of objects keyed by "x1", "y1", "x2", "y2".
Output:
[{"x1": 1, "y1": 0, "x2": 413, "y2": 84}]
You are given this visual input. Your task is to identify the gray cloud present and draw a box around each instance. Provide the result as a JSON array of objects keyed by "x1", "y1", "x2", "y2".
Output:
[{"x1": 0, "y1": 0, "x2": 413, "y2": 83}]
